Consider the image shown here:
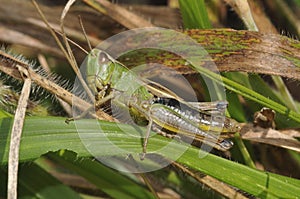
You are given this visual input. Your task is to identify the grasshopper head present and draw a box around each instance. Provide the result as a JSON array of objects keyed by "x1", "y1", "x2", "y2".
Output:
[{"x1": 86, "y1": 49, "x2": 115, "y2": 94}]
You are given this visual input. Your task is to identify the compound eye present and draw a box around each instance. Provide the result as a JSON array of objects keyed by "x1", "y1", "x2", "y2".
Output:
[{"x1": 98, "y1": 51, "x2": 110, "y2": 65}]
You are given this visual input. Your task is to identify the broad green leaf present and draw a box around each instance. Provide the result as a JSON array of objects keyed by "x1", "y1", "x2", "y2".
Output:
[{"x1": 0, "y1": 116, "x2": 299, "y2": 198}]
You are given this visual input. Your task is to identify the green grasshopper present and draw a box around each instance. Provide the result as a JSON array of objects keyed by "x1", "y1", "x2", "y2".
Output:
[{"x1": 86, "y1": 48, "x2": 240, "y2": 158}]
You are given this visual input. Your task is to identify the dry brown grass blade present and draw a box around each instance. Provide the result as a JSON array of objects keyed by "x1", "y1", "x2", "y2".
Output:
[
  {"x1": 1, "y1": 1, "x2": 172, "y2": 50},
  {"x1": 118, "y1": 29, "x2": 300, "y2": 80},
  {"x1": 7, "y1": 65, "x2": 31, "y2": 199},
  {"x1": 0, "y1": 26, "x2": 62, "y2": 56},
  {"x1": 83, "y1": 0, "x2": 155, "y2": 29},
  {"x1": 241, "y1": 124, "x2": 300, "y2": 152}
]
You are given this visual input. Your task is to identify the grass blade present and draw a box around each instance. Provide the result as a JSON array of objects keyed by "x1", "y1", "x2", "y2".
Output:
[
  {"x1": 47, "y1": 151, "x2": 155, "y2": 199},
  {"x1": 0, "y1": 163, "x2": 81, "y2": 198},
  {"x1": 0, "y1": 116, "x2": 299, "y2": 198},
  {"x1": 178, "y1": 0, "x2": 211, "y2": 29}
]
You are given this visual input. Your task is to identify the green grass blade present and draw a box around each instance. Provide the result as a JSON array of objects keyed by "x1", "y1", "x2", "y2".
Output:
[
  {"x1": 0, "y1": 110, "x2": 12, "y2": 119},
  {"x1": 47, "y1": 151, "x2": 155, "y2": 199},
  {"x1": 0, "y1": 163, "x2": 81, "y2": 198},
  {"x1": 178, "y1": 0, "x2": 211, "y2": 29},
  {"x1": 248, "y1": 74, "x2": 284, "y2": 105},
  {"x1": 1, "y1": 116, "x2": 299, "y2": 198},
  {"x1": 225, "y1": 90, "x2": 247, "y2": 122},
  {"x1": 177, "y1": 147, "x2": 300, "y2": 198},
  {"x1": 272, "y1": 75, "x2": 299, "y2": 112}
]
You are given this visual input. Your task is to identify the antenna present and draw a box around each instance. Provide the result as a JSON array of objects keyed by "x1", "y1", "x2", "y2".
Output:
[
  {"x1": 54, "y1": 29, "x2": 89, "y2": 55},
  {"x1": 78, "y1": 15, "x2": 93, "y2": 52}
]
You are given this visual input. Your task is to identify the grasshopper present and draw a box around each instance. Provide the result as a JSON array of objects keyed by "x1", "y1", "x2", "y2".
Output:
[{"x1": 86, "y1": 48, "x2": 240, "y2": 159}]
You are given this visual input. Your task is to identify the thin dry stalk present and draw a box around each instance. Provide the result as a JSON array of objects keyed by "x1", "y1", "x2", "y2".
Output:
[{"x1": 7, "y1": 66, "x2": 31, "y2": 199}]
